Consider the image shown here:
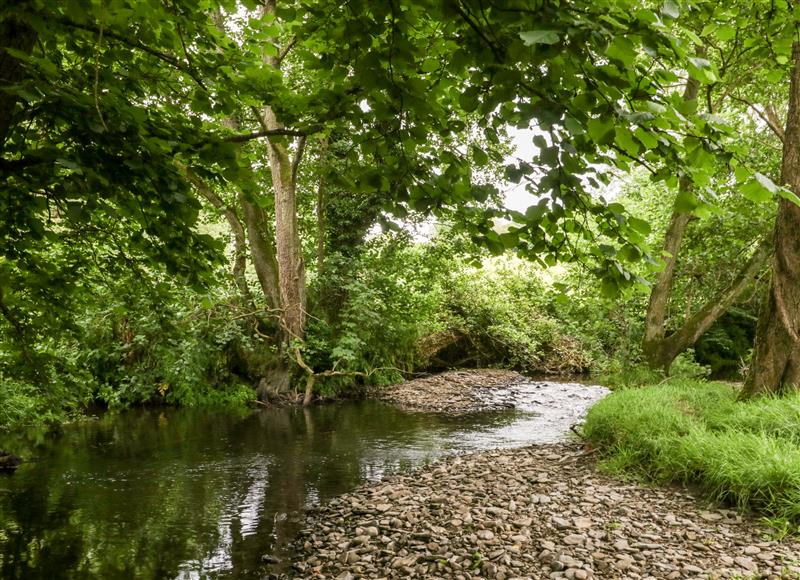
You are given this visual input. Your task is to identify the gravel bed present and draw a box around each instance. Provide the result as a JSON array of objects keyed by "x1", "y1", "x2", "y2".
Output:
[
  {"x1": 377, "y1": 370, "x2": 528, "y2": 414},
  {"x1": 287, "y1": 443, "x2": 800, "y2": 579}
]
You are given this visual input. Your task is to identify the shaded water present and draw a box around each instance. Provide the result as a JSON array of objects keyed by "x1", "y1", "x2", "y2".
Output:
[{"x1": 0, "y1": 381, "x2": 607, "y2": 579}]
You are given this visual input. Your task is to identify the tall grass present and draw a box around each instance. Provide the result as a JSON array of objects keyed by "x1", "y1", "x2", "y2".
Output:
[{"x1": 583, "y1": 380, "x2": 800, "y2": 526}]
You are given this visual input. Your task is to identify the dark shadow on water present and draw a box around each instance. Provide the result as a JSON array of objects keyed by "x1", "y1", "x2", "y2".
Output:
[{"x1": 0, "y1": 381, "x2": 606, "y2": 578}]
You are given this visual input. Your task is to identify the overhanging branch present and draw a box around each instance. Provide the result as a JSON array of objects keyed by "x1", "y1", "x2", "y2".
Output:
[{"x1": 53, "y1": 16, "x2": 210, "y2": 92}]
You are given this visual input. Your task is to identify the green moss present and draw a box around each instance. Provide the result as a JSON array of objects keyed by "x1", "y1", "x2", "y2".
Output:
[{"x1": 584, "y1": 380, "x2": 800, "y2": 528}]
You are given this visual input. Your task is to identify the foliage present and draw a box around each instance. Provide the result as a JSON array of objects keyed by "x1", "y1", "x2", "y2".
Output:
[
  {"x1": 0, "y1": 267, "x2": 264, "y2": 430},
  {"x1": 0, "y1": 374, "x2": 72, "y2": 429},
  {"x1": 78, "y1": 278, "x2": 259, "y2": 409},
  {"x1": 305, "y1": 240, "x2": 602, "y2": 390},
  {"x1": 583, "y1": 380, "x2": 800, "y2": 527},
  {"x1": 304, "y1": 236, "x2": 449, "y2": 391},
  {"x1": 0, "y1": 324, "x2": 95, "y2": 429},
  {"x1": 440, "y1": 259, "x2": 591, "y2": 374},
  {"x1": 2, "y1": 0, "x2": 800, "y2": 423},
  {"x1": 596, "y1": 351, "x2": 710, "y2": 389}
]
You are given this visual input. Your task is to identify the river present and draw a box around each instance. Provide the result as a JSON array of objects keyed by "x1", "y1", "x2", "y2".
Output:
[{"x1": 0, "y1": 380, "x2": 607, "y2": 578}]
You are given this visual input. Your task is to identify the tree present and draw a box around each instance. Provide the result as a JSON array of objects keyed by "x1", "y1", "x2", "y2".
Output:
[
  {"x1": 7, "y1": 0, "x2": 791, "y2": 407},
  {"x1": 0, "y1": 0, "x2": 241, "y2": 387},
  {"x1": 641, "y1": 36, "x2": 780, "y2": 372},
  {"x1": 742, "y1": 41, "x2": 800, "y2": 397}
]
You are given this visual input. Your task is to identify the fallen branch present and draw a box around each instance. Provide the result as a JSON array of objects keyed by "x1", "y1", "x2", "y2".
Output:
[
  {"x1": 291, "y1": 346, "x2": 401, "y2": 406},
  {"x1": 569, "y1": 424, "x2": 586, "y2": 441}
]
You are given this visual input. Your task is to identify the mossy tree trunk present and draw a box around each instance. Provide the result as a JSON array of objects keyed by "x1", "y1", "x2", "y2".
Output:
[{"x1": 741, "y1": 42, "x2": 800, "y2": 398}]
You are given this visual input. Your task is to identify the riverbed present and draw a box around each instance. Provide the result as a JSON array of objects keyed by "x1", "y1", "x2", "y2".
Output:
[{"x1": 0, "y1": 381, "x2": 607, "y2": 578}]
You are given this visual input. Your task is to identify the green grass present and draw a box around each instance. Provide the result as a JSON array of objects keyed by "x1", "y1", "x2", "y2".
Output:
[{"x1": 583, "y1": 379, "x2": 800, "y2": 528}]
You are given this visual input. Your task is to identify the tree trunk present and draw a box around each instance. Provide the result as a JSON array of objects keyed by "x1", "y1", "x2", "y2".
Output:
[
  {"x1": 251, "y1": 1, "x2": 306, "y2": 399},
  {"x1": 264, "y1": 107, "x2": 306, "y2": 343},
  {"x1": 644, "y1": 236, "x2": 772, "y2": 371},
  {"x1": 642, "y1": 205, "x2": 693, "y2": 369},
  {"x1": 260, "y1": 0, "x2": 306, "y2": 345},
  {"x1": 0, "y1": 13, "x2": 37, "y2": 155},
  {"x1": 741, "y1": 43, "x2": 800, "y2": 398},
  {"x1": 316, "y1": 138, "x2": 329, "y2": 275},
  {"x1": 239, "y1": 193, "x2": 281, "y2": 312},
  {"x1": 641, "y1": 75, "x2": 700, "y2": 369},
  {"x1": 181, "y1": 165, "x2": 256, "y2": 308}
]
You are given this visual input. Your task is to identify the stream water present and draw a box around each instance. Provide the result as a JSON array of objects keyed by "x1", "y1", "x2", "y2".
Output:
[{"x1": 0, "y1": 381, "x2": 607, "y2": 579}]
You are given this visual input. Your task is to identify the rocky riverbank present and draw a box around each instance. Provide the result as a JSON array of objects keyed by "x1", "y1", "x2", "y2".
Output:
[
  {"x1": 287, "y1": 443, "x2": 800, "y2": 579},
  {"x1": 377, "y1": 369, "x2": 528, "y2": 414}
]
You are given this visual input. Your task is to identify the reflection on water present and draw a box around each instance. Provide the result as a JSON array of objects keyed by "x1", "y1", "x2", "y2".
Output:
[{"x1": 0, "y1": 381, "x2": 606, "y2": 578}]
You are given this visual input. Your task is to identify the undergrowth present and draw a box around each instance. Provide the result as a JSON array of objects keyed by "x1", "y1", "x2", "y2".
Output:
[{"x1": 583, "y1": 380, "x2": 800, "y2": 531}]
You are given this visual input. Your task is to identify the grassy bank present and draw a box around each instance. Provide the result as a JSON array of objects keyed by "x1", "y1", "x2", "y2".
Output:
[{"x1": 583, "y1": 380, "x2": 800, "y2": 531}]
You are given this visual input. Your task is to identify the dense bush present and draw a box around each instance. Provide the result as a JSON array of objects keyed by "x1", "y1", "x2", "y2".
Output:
[
  {"x1": 0, "y1": 222, "x2": 743, "y2": 431},
  {"x1": 0, "y1": 274, "x2": 262, "y2": 430},
  {"x1": 79, "y1": 280, "x2": 258, "y2": 409},
  {"x1": 304, "y1": 238, "x2": 448, "y2": 392},
  {"x1": 438, "y1": 259, "x2": 592, "y2": 374},
  {"x1": 304, "y1": 242, "x2": 600, "y2": 391},
  {"x1": 583, "y1": 380, "x2": 800, "y2": 528}
]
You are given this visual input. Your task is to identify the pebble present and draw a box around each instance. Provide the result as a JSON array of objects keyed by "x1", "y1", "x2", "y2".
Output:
[
  {"x1": 376, "y1": 369, "x2": 527, "y2": 414},
  {"x1": 287, "y1": 443, "x2": 800, "y2": 579}
]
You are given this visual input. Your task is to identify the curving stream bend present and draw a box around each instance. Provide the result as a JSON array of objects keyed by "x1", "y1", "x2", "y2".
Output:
[{"x1": 0, "y1": 380, "x2": 607, "y2": 578}]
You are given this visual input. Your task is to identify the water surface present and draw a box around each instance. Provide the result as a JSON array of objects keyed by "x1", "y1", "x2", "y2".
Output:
[{"x1": 0, "y1": 381, "x2": 606, "y2": 578}]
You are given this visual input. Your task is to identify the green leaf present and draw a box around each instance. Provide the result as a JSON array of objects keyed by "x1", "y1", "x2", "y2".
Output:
[
  {"x1": 620, "y1": 244, "x2": 642, "y2": 262},
  {"x1": 715, "y1": 25, "x2": 736, "y2": 41},
  {"x1": 500, "y1": 232, "x2": 519, "y2": 249},
  {"x1": 628, "y1": 217, "x2": 652, "y2": 235},
  {"x1": 687, "y1": 57, "x2": 718, "y2": 83},
  {"x1": 600, "y1": 278, "x2": 619, "y2": 299},
  {"x1": 734, "y1": 165, "x2": 752, "y2": 182},
  {"x1": 459, "y1": 87, "x2": 480, "y2": 113},
  {"x1": 661, "y1": 0, "x2": 680, "y2": 19},
  {"x1": 56, "y1": 158, "x2": 81, "y2": 171},
  {"x1": 634, "y1": 128, "x2": 658, "y2": 149},
  {"x1": 519, "y1": 30, "x2": 560, "y2": 45},
  {"x1": 606, "y1": 36, "x2": 636, "y2": 67},
  {"x1": 599, "y1": 244, "x2": 617, "y2": 257},
  {"x1": 740, "y1": 173, "x2": 777, "y2": 203},
  {"x1": 755, "y1": 173, "x2": 780, "y2": 193},
  {"x1": 472, "y1": 145, "x2": 489, "y2": 166},
  {"x1": 421, "y1": 59, "x2": 439, "y2": 73},
  {"x1": 615, "y1": 127, "x2": 640, "y2": 156},
  {"x1": 587, "y1": 118, "x2": 615, "y2": 145},
  {"x1": 778, "y1": 187, "x2": 800, "y2": 206},
  {"x1": 675, "y1": 191, "x2": 699, "y2": 212}
]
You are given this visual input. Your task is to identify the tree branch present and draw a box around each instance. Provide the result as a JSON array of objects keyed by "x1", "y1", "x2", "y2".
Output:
[
  {"x1": 223, "y1": 128, "x2": 308, "y2": 142},
  {"x1": 178, "y1": 161, "x2": 255, "y2": 307},
  {"x1": 277, "y1": 36, "x2": 297, "y2": 65},
  {"x1": 291, "y1": 136, "x2": 307, "y2": 184},
  {"x1": 53, "y1": 17, "x2": 210, "y2": 92},
  {"x1": 764, "y1": 103, "x2": 786, "y2": 142},
  {"x1": 730, "y1": 96, "x2": 785, "y2": 142}
]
